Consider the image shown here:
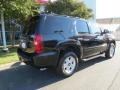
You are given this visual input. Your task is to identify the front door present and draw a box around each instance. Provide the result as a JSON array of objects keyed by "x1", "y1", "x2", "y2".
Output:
[
  {"x1": 82, "y1": 33, "x2": 107, "y2": 58},
  {"x1": 76, "y1": 21, "x2": 107, "y2": 58},
  {"x1": 82, "y1": 22, "x2": 107, "y2": 58}
]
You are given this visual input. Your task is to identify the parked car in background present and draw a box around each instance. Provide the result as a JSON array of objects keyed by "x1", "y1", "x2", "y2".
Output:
[{"x1": 17, "y1": 14, "x2": 116, "y2": 77}]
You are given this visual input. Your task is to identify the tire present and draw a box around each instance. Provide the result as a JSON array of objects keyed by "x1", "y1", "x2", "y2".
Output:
[
  {"x1": 57, "y1": 52, "x2": 78, "y2": 77},
  {"x1": 105, "y1": 43, "x2": 115, "y2": 58}
]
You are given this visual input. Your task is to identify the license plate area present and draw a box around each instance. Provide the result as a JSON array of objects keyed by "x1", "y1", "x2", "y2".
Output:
[{"x1": 21, "y1": 42, "x2": 26, "y2": 49}]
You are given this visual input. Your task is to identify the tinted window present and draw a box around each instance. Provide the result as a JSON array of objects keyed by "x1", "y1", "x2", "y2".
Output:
[
  {"x1": 88, "y1": 23, "x2": 101, "y2": 34},
  {"x1": 76, "y1": 20, "x2": 89, "y2": 33},
  {"x1": 39, "y1": 16, "x2": 72, "y2": 34}
]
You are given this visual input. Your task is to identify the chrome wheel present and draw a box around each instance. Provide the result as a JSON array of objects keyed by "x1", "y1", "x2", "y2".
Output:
[
  {"x1": 110, "y1": 44, "x2": 115, "y2": 57},
  {"x1": 62, "y1": 56, "x2": 76, "y2": 75},
  {"x1": 57, "y1": 52, "x2": 78, "y2": 77}
]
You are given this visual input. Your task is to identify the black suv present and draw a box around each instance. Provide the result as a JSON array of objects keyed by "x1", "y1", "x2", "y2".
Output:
[{"x1": 17, "y1": 14, "x2": 116, "y2": 77}]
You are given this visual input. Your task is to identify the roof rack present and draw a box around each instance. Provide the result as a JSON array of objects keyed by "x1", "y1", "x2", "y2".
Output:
[{"x1": 40, "y1": 13, "x2": 86, "y2": 21}]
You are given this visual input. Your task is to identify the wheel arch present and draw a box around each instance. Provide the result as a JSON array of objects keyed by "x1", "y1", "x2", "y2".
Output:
[
  {"x1": 111, "y1": 40, "x2": 116, "y2": 46},
  {"x1": 107, "y1": 40, "x2": 116, "y2": 50},
  {"x1": 58, "y1": 44, "x2": 82, "y2": 63}
]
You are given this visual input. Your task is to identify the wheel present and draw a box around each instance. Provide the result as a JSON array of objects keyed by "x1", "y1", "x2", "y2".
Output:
[
  {"x1": 105, "y1": 43, "x2": 115, "y2": 58},
  {"x1": 57, "y1": 52, "x2": 78, "y2": 77}
]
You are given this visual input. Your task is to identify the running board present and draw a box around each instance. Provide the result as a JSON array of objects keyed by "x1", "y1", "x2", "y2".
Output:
[{"x1": 82, "y1": 54, "x2": 105, "y2": 61}]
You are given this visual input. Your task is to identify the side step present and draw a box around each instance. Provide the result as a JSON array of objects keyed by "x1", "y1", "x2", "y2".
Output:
[{"x1": 82, "y1": 54, "x2": 105, "y2": 61}]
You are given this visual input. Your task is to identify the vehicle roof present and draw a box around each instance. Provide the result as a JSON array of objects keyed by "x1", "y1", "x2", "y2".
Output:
[{"x1": 40, "y1": 14, "x2": 87, "y2": 22}]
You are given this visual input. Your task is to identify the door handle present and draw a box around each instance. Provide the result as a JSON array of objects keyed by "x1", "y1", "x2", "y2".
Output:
[
  {"x1": 54, "y1": 30, "x2": 63, "y2": 33},
  {"x1": 83, "y1": 39, "x2": 90, "y2": 41},
  {"x1": 78, "y1": 38, "x2": 83, "y2": 40}
]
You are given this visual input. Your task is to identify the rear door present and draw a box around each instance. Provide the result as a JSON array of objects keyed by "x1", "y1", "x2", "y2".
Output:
[{"x1": 20, "y1": 15, "x2": 41, "y2": 53}]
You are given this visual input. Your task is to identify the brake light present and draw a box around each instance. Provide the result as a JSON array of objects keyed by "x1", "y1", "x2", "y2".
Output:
[{"x1": 34, "y1": 33, "x2": 44, "y2": 54}]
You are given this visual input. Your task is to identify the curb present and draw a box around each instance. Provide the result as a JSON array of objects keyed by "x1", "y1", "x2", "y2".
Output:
[{"x1": 0, "y1": 62, "x2": 21, "y2": 71}]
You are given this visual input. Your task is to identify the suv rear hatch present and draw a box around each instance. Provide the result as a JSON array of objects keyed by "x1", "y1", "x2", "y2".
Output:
[{"x1": 20, "y1": 15, "x2": 44, "y2": 54}]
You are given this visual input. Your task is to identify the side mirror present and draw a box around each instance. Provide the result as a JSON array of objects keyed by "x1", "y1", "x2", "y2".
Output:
[{"x1": 102, "y1": 29, "x2": 110, "y2": 34}]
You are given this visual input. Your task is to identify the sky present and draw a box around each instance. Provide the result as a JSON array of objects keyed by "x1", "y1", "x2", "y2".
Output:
[{"x1": 96, "y1": 0, "x2": 120, "y2": 19}]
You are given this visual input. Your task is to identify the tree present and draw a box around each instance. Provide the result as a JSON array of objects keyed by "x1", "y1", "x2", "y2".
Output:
[
  {"x1": 0, "y1": 0, "x2": 40, "y2": 48},
  {"x1": 45, "y1": 0, "x2": 93, "y2": 19},
  {"x1": 0, "y1": 0, "x2": 39, "y2": 23}
]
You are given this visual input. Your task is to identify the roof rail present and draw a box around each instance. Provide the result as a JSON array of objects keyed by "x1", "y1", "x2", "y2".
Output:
[{"x1": 40, "y1": 13, "x2": 86, "y2": 21}]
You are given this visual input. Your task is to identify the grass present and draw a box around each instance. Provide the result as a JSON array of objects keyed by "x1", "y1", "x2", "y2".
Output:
[{"x1": 0, "y1": 47, "x2": 19, "y2": 65}]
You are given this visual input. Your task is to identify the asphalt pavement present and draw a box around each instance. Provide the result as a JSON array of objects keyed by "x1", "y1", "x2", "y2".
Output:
[{"x1": 0, "y1": 42, "x2": 120, "y2": 90}]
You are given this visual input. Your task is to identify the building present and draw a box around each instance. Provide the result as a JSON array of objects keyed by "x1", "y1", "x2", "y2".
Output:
[
  {"x1": 96, "y1": 18, "x2": 120, "y2": 24},
  {"x1": 97, "y1": 18, "x2": 120, "y2": 41},
  {"x1": 115, "y1": 26, "x2": 120, "y2": 40}
]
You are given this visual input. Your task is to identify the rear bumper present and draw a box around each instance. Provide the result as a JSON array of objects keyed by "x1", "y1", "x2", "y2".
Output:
[{"x1": 17, "y1": 48, "x2": 59, "y2": 67}]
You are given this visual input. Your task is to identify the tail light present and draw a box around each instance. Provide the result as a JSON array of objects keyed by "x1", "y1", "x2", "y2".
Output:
[{"x1": 34, "y1": 33, "x2": 44, "y2": 54}]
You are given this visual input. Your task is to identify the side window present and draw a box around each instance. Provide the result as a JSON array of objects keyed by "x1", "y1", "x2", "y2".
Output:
[
  {"x1": 42, "y1": 16, "x2": 72, "y2": 34},
  {"x1": 88, "y1": 23, "x2": 101, "y2": 34},
  {"x1": 43, "y1": 16, "x2": 62, "y2": 34},
  {"x1": 76, "y1": 20, "x2": 89, "y2": 33}
]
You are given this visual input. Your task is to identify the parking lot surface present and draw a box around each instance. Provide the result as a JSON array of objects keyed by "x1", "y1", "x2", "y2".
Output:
[{"x1": 0, "y1": 42, "x2": 120, "y2": 90}]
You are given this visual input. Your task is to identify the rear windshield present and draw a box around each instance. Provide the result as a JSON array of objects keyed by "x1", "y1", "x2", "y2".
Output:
[{"x1": 23, "y1": 15, "x2": 40, "y2": 35}]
